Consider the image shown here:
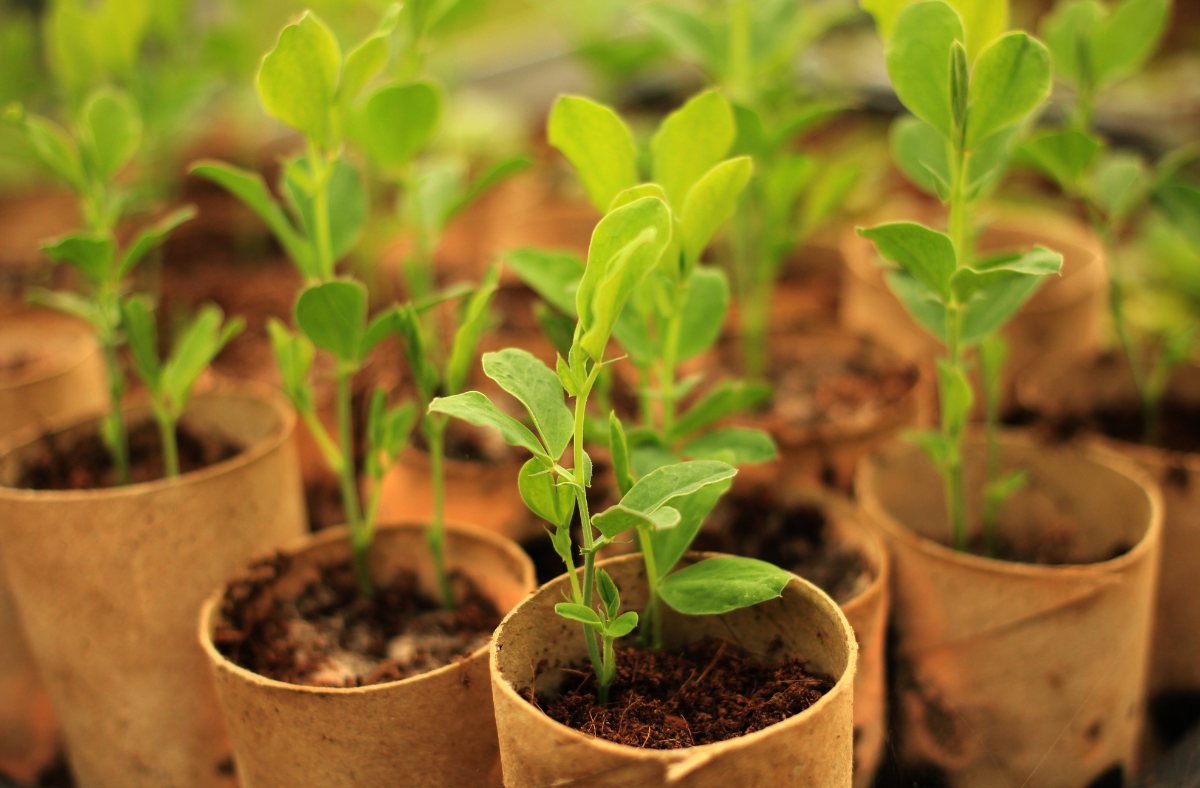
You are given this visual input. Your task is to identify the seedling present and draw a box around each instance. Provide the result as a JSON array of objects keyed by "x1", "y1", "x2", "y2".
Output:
[
  {"x1": 7, "y1": 89, "x2": 195, "y2": 485},
  {"x1": 120, "y1": 298, "x2": 245, "y2": 477},
  {"x1": 1023, "y1": 0, "x2": 1200, "y2": 445},
  {"x1": 640, "y1": 0, "x2": 862, "y2": 379},
  {"x1": 269, "y1": 280, "x2": 417, "y2": 599},
  {"x1": 507, "y1": 90, "x2": 776, "y2": 480},
  {"x1": 858, "y1": 0, "x2": 1063, "y2": 552},
  {"x1": 431, "y1": 196, "x2": 790, "y2": 704}
]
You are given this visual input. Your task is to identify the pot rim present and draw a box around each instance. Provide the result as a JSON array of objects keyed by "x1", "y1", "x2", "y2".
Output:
[
  {"x1": 198, "y1": 519, "x2": 536, "y2": 696},
  {"x1": 489, "y1": 551, "x2": 858, "y2": 761},
  {"x1": 0, "y1": 310, "x2": 99, "y2": 392},
  {"x1": 0, "y1": 380, "x2": 296, "y2": 501},
  {"x1": 815, "y1": 488, "x2": 891, "y2": 618},
  {"x1": 857, "y1": 430, "x2": 1164, "y2": 579}
]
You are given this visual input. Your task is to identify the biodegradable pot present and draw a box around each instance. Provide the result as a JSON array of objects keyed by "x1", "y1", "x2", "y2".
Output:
[
  {"x1": 199, "y1": 521, "x2": 536, "y2": 788},
  {"x1": 1018, "y1": 358, "x2": 1200, "y2": 712},
  {"x1": 841, "y1": 201, "x2": 1106, "y2": 413},
  {"x1": 857, "y1": 434, "x2": 1161, "y2": 788},
  {"x1": 0, "y1": 385, "x2": 305, "y2": 788},
  {"x1": 491, "y1": 552, "x2": 858, "y2": 787},
  {"x1": 728, "y1": 328, "x2": 920, "y2": 494}
]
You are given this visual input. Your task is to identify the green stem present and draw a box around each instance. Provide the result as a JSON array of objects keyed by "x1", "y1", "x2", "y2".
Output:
[
  {"x1": 638, "y1": 366, "x2": 654, "y2": 428},
  {"x1": 99, "y1": 333, "x2": 130, "y2": 486},
  {"x1": 335, "y1": 366, "x2": 370, "y2": 598},
  {"x1": 599, "y1": 634, "x2": 615, "y2": 706},
  {"x1": 427, "y1": 418, "x2": 454, "y2": 609},
  {"x1": 727, "y1": 0, "x2": 753, "y2": 103},
  {"x1": 639, "y1": 533, "x2": 664, "y2": 651},
  {"x1": 573, "y1": 368, "x2": 605, "y2": 687},
  {"x1": 742, "y1": 273, "x2": 773, "y2": 382},
  {"x1": 308, "y1": 142, "x2": 335, "y2": 281},
  {"x1": 159, "y1": 413, "x2": 179, "y2": 478},
  {"x1": 658, "y1": 307, "x2": 683, "y2": 436},
  {"x1": 945, "y1": 140, "x2": 970, "y2": 551},
  {"x1": 981, "y1": 349, "x2": 1001, "y2": 558}
]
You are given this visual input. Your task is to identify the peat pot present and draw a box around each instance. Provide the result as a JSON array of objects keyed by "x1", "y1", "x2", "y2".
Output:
[
  {"x1": 857, "y1": 434, "x2": 1161, "y2": 788},
  {"x1": 491, "y1": 553, "x2": 857, "y2": 787},
  {"x1": 1020, "y1": 358, "x2": 1200, "y2": 736},
  {"x1": 199, "y1": 521, "x2": 536, "y2": 788},
  {"x1": 0, "y1": 384, "x2": 305, "y2": 788}
]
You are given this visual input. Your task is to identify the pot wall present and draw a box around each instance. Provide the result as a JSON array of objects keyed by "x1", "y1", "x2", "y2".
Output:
[
  {"x1": 200, "y1": 521, "x2": 535, "y2": 788},
  {"x1": 0, "y1": 386, "x2": 305, "y2": 788},
  {"x1": 857, "y1": 435, "x2": 1161, "y2": 788},
  {"x1": 491, "y1": 553, "x2": 857, "y2": 787}
]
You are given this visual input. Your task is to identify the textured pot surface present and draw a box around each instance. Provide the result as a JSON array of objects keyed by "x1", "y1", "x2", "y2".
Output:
[
  {"x1": 200, "y1": 521, "x2": 535, "y2": 788},
  {"x1": 0, "y1": 385, "x2": 304, "y2": 788},
  {"x1": 491, "y1": 552, "x2": 857, "y2": 787},
  {"x1": 857, "y1": 434, "x2": 1161, "y2": 788}
]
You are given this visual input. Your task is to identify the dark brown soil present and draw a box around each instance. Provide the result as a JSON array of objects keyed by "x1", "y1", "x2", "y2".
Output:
[
  {"x1": 1090, "y1": 403, "x2": 1200, "y2": 455},
  {"x1": 214, "y1": 553, "x2": 501, "y2": 687},
  {"x1": 16, "y1": 421, "x2": 241, "y2": 490},
  {"x1": 768, "y1": 344, "x2": 916, "y2": 427},
  {"x1": 528, "y1": 639, "x2": 834, "y2": 749},
  {"x1": 693, "y1": 498, "x2": 870, "y2": 605}
]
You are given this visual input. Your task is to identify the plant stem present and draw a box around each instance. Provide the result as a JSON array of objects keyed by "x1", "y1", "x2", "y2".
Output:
[
  {"x1": 599, "y1": 634, "x2": 615, "y2": 706},
  {"x1": 945, "y1": 139, "x2": 970, "y2": 551},
  {"x1": 980, "y1": 341, "x2": 1002, "y2": 557},
  {"x1": 308, "y1": 142, "x2": 335, "y2": 281},
  {"x1": 427, "y1": 417, "x2": 454, "y2": 609},
  {"x1": 742, "y1": 272, "x2": 772, "y2": 381},
  {"x1": 336, "y1": 366, "x2": 371, "y2": 598},
  {"x1": 158, "y1": 414, "x2": 180, "y2": 478},
  {"x1": 99, "y1": 331, "x2": 130, "y2": 486},
  {"x1": 658, "y1": 304, "x2": 684, "y2": 436},
  {"x1": 638, "y1": 534, "x2": 664, "y2": 651},
  {"x1": 572, "y1": 366, "x2": 605, "y2": 691}
]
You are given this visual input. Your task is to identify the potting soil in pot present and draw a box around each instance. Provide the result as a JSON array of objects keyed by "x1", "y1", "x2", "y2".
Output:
[
  {"x1": 526, "y1": 638, "x2": 834, "y2": 748},
  {"x1": 18, "y1": 421, "x2": 240, "y2": 489},
  {"x1": 214, "y1": 554, "x2": 502, "y2": 687},
  {"x1": 695, "y1": 498, "x2": 870, "y2": 605}
]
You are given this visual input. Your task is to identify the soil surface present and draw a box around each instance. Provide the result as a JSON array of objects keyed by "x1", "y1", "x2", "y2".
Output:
[
  {"x1": 529, "y1": 638, "x2": 834, "y2": 749},
  {"x1": 694, "y1": 498, "x2": 870, "y2": 605},
  {"x1": 1064, "y1": 402, "x2": 1200, "y2": 455},
  {"x1": 214, "y1": 553, "x2": 501, "y2": 687},
  {"x1": 17, "y1": 421, "x2": 241, "y2": 490}
]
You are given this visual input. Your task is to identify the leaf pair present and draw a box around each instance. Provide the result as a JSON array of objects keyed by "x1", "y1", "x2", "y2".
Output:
[
  {"x1": 556, "y1": 569, "x2": 638, "y2": 638},
  {"x1": 365, "y1": 387, "x2": 418, "y2": 480},
  {"x1": 1040, "y1": 0, "x2": 1169, "y2": 96}
]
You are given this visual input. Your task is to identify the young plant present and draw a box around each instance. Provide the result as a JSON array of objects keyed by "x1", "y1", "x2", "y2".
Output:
[
  {"x1": 120, "y1": 298, "x2": 245, "y2": 477},
  {"x1": 1022, "y1": 0, "x2": 1200, "y2": 445},
  {"x1": 7, "y1": 90, "x2": 195, "y2": 484},
  {"x1": 508, "y1": 90, "x2": 776, "y2": 478},
  {"x1": 431, "y1": 196, "x2": 791, "y2": 704},
  {"x1": 640, "y1": 0, "x2": 862, "y2": 379},
  {"x1": 268, "y1": 280, "x2": 417, "y2": 599},
  {"x1": 858, "y1": 0, "x2": 1063, "y2": 552}
]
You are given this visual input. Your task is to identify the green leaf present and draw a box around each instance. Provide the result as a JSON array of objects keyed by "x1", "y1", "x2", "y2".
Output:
[
  {"x1": 428, "y1": 391, "x2": 547, "y2": 460},
  {"x1": 905, "y1": 427, "x2": 950, "y2": 467},
  {"x1": 482, "y1": 348, "x2": 572, "y2": 460},
  {"x1": 965, "y1": 126, "x2": 1020, "y2": 200},
  {"x1": 518, "y1": 457, "x2": 575, "y2": 527},
  {"x1": 609, "y1": 411, "x2": 635, "y2": 496},
  {"x1": 120, "y1": 205, "x2": 197, "y2": 279},
  {"x1": 295, "y1": 280, "x2": 367, "y2": 363},
  {"x1": 554, "y1": 603, "x2": 602, "y2": 630},
  {"x1": 161, "y1": 304, "x2": 243, "y2": 411},
  {"x1": 885, "y1": 270, "x2": 947, "y2": 343},
  {"x1": 858, "y1": 222, "x2": 957, "y2": 302},
  {"x1": 14, "y1": 112, "x2": 85, "y2": 191},
  {"x1": 606, "y1": 611, "x2": 639, "y2": 638},
  {"x1": 257, "y1": 11, "x2": 341, "y2": 147},
  {"x1": 1092, "y1": 153, "x2": 1150, "y2": 222},
  {"x1": 548, "y1": 95, "x2": 639, "y2": 212},
  {"x1": 189, "y1": 161, "x2": 315, "y2": 277},
  {"x1": 951, "y1": 248, "x2": 1063, "y2": 304},
  {"x1": 41, "y1": 233, "x2": 115, "y2": 286},
  {"x1": 556, "y1": 355, "x2": 579, "y2": 397},
  {"x1": 683, "y1": 428, "x2": 777, "y2": 465},
  {"x1": 890, "y1": 115, "x2": 951, "y2": 199},
  {"x1": 357, "y1": 81, "x2": 442, "y2": 175},
  {"x1": 951, "y1": 42, "x2": 970, "y2": 136},
  {"x1": 1092, "y1": 0, "x2": 1169, "y2": 89},
  {"x1": 680, "y1": 156, "x2": 753, "y2": 271},
  {"x1": 630, "y1": 442, "x2": 682, "y2": 478},
  {"x1": 651, "y1": 89, "x2": 735, "y2": 209},
  {"x1": 966, "y1": 32, "x2": 1052, "y2": 149},
  {"x1": 445, "y1": 264, "x2": 500, "y2": 395},
  {"x1": 959, "y1": 270, "x2": 1046, "y2": 345},
  {"x1": 640, "y1": 3, "x2": 719, "y2": 73},
  {"x1": 82, "y1": 87, "x2": 141, "y2": 181},
  {"x1": 27, "y1": 288, "x2": 104, "y2": 329},
  {"x1": 885, "y1": 0, "x2": 965, "y2": 139},
  {"x1": 577, "y1": 196, "x2": 673, "y2": 360},
  {"x1": 1155, "y1": 182, "x2": 1200, "y2": 249},
  {"x1": 864, "y1": 0, "x2": 1006, "y2": 61},
  {"x1": 283, "y1": 156, "x2": 368, "y2": 262},
  {"x1": 592, "y1": 504, "x2": 681, "y2": 539},
  {"x1": 360, "y1": 307, "x2": 399, "y2": 360},
  {"x1": 444, "y1": 155, "x2": 532, "y2": 223},
  {"x1": 676, "y1": 267, "x2": 730, "y2": 361},
  {"x1": 659, "y1": 556, "x2": 791, "y2": 616},
  {"x1": 1020, "y1": 129, "x2": 1101, "y2": 193},
  {"x1": 645, "y1": 477, "x2": 730, "y2": 580},
  {"x1": 670, "y1": 380, "x2": 772, "y2": 440},
  {"x1": 267, "y1": 319, "x2": 316, "y2": 412},
  {"x1": 395, "y1": 306, "x2": 440, "y2": 402},
  {"x1": 611, "y1": 460, "x2": 735, "y2": 519},
  {"x1": 337, "y1": 6, "x2": 400, "y2": 111},
  {"x1": 1040, "y1": 0, "x2": 1101, "y2": 91},
  {"x1": 597, "y1": 569, "x2": 621, "y2": 619},
  {"x1": 503, "y1": 248, "x2": 583, "y2": 316},
  {"x1": 936, "y1": 359, "x2": 973, "y2": 436},
  {"x1": 119, "y1": 294, "x2": 161, "y2": 389}
]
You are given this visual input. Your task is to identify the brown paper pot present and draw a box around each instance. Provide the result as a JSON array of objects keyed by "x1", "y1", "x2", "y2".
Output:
[
  {"x1": 491, "y1": 552, "x2": 857, "y2": 787},
  {"x1": 0, "y1": 384, "x2": 305, "y2": 788},
  {"x1": 1019, "y1": 358, "x2": 1200, "y2": 719},
  {"x1": 199, "y1": 521, "x2": 536, "y2": 788},
  {"x1": 857, "y1": 434, "x2": 1162, "y2": 788},
  {"x1": 841, "y1": 202, "x2": 1106, "y2": 412}
]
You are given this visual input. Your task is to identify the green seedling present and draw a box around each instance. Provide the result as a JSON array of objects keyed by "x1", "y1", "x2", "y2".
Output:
[
  {"x1": 859, "y1": 0, "x2": 1063, "y2": 552},
  {"x1": 120, "y1": 298, "x2": 244, "y2": 477},
  {"x1": 431, "y1": 196, "x2": 790, "y2": 704},
  {"x1": 390, "y1": 263, "x2": 502, "y2": 607},
  {"x1": 269, "y1": 280, "x2": 418, "y2": 599},
  {"x1": 641, "y1": 0, "x2": 862, "y2": 380},
  {"x1": 508, "y1": 90, "x2": 776, "y2": 479},
  {"x1": 1022, "y1": 0, "x2": 1200, "y2": 445},
  {"x1": 7, "y1": 89, "x2": 194, "y2": 485}
]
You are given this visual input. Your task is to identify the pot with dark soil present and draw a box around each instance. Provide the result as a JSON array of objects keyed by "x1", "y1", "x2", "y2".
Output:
[
  {"x1": 0, "y1": 385, "x2": 305, "y2": 788},
  {"x1": 490, "y1": 553, "x2": 856, "y2": 787},
  {"x1": 1019, "y1": 357, "x2": 1200, "y2": 746},
  {"x1": 694, "y1": 489, "x2": 889, "y2": 788},
  {"x1": 857, "y1": 434, "x2": 1161, "y2": 788},
  {"x1": 199, "y1": 520, "x2": 535, "y2": 788}
]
